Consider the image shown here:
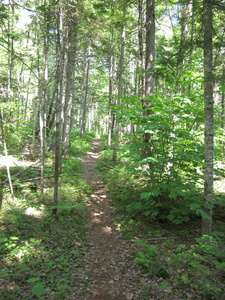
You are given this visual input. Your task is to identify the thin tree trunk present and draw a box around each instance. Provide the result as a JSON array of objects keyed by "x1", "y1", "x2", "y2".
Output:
[
  {"x1": 202, "y1": 0, "x2": 214, "y2": 235},
  {"x1": 113, "y1": 6, "x2": 126, "y2": 163},
  {"x1": 38, "y1": 12, "x2": 48, "y2": 193},
  {"x1": 221, "y1": 90, "x2": 225, "y2": 159},
  {"x1": 107, "y1": 0, "x2": 115, "y2": 149},
  {"x1": 7, "y1": 0, "x2": 14, "y2": 102},
  {"x1": 142, "y1": 0, "x2": 155, "y2": 175},
  {"x1": 138, "y1": 0, "x2": 145, "y2": 99},
  {"x1": 177, "y1": 0, "x2": 192, "y2": 67},
  {"x1": 53, "y1": 0, "x2": 64, "y2": 215},
  {"x1": 81, "y1": 46, "x2": 91, "y2": 136},
  {"x1": 0, "y1": 109, "x2": 13, "y2": 196},
  {"x1": 62, "y1": 11, "x2": 77, "y2": 153}
]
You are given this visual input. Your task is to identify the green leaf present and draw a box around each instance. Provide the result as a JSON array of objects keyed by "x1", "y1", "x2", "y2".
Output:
[
  {"x1": 10, "y1": 249, "x2": 20, "y2": 255},
  {"x1": 204, "y1": 202, "x2": 214, "y2": 210},
  {"x1": 26, "y1": 277, "x2": 40, "y2": 283},
  {"x1": 10, "y1": 237, "x2": 19, "y2": 240},
  {"x1": 0, "y1": 238, "x2": 8, "y2": 244},
  {"x1": 158, "y1": 281, "x2": 172, "y2": 292},
  {"x1": 143, "y1": 210, "x2": 150, "y2": 216},
  {"x1": 172, "y1": 219, "x2": 183, "y2": 225},
  {"x1": 196, "y1": 209, "x2": 210, "y2": 219},
  {"x1": 190, "y1": 203, "x2": 201, "y2": 210},
  {"x1": 32, "y1": 283, "x2": 45, "y2": 299},
  {"x1": 140, "y1": 192, "x2": 151, "y2": 200}
]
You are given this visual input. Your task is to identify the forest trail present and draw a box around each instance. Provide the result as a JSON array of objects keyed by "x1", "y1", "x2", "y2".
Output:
[{"x1": 76, "y1": 139, "x2": 150, "y2": 300}]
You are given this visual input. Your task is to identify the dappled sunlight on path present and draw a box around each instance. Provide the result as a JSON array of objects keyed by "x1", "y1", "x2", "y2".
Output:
[{"x1": 74, "y1": 139, "x2": 152, "y2": 300}]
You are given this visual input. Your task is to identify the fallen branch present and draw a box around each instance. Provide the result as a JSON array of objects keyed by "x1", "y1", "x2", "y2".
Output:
[
  {"x1": 16, "y1": 175, "x2": 54, "y2": 182},
  {"x1": 0, "y1": 175, "x2": 54, "y2": 187},
  {"x1": 147, "y1": 237, "x2": 175, "y2": 241}
]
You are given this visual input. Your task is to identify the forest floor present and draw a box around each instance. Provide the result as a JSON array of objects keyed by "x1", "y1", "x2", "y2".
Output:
[
  {"x1": 75, "y1": 138, "x2": 150, "y2": 300},
  {"x1": 1, "y1": 139, "x2": 224, "y2": 299},
  {"x1": 73, "y1": 139, "x2": 180, "y2": 300}
]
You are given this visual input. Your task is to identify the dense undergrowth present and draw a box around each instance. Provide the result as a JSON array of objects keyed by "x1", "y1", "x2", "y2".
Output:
[
  {"x1": 97, "y1": 137, "x2": 225, "y2": 299},
  {"x1": 0, "y1": 132, "x2": 94, "y2": 299}
]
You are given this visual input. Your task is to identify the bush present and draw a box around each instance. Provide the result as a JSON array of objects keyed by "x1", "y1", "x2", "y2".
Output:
[
  {"x1": 133, "y1": 234, "x2": 225, "y2": 298},
  {"x1": 169, "y1": 234, "x2": 225, "y2": 298}
]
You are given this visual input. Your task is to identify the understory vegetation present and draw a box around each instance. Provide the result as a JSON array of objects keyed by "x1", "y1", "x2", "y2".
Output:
[
  {"x1": 0, "y1": 133, "x2": 93, "y2": 299},
  {"x1": 97, "y1": 135, "x2": 225, "y2": 299}
]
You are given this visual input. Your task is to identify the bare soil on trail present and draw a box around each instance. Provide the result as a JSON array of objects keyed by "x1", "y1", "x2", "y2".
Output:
[{"x1": 76, "y1": 139, "x2": 152, "y2": 300}]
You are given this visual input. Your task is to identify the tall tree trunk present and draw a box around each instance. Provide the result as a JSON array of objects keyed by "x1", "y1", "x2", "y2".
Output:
[
  {"x1": 221, "y1": 90, "x2": 225, "y2": 159},
  {"x1": 81, "y1": 46, "x2": 91, "y2": 136},
  {"x1": 177, "y1": 0, "x2": 193, "y2": 67},
  {"x1": 113, "y1": 5, "x2": 126, "y2": 163},
  {"x1": 7, "y1": 0, "x2": 14, "y2": 102},
  {"x1": 0, "y1": 109, "x2": 13, "y2": 196},
  {"x1": 202, "y1": 0, "x2": 214, "y2": 235},
  {"x1": 62, "y1": 9, "x2": 77, "y2": 153},
  {"x1": 138, "y1": 0, "x2": 145, "y2": 99},
  {"x1": 142, "y1": 0, "x2": 155, "y2": 175},
  {"x1": 38, "y1": 5, "x2": 49, "y2": 193},
  {"x1": 107, "y1": 0, "x2": 115, "y2": 149},
  {"x1": 53, "y1": 0, "x2": 64, "y2": 215}
]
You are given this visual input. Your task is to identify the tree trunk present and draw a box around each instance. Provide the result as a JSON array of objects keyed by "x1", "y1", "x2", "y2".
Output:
[
  {"x1": 62, "y1": 11, "x2": 77, "y2": 153},
  {"x1": 53, "y1": 0, "x2": 64, "y2": 215},
  {"x1": 202, "y1": 0, "x2": 214, "y2": 235},
  {"x1": 138, "y1": 0, "x2": 145, "y2": 99},
  {"x1": 107, "y1": 0, "x2": 116, "y2": 149},
  {"x1": 81, "y1": 46, "x2": 91, "y2": 136},
  {"x1": 177, "y1": 0, "x2": 193, "y2": 67},
  {"x1": 142, "y1": 0, "x2": 155, "y2": 175},
  {"x1": 113, "y1": 6, "x2": 126, "y2": 163},
  {"x1": 0, "y1": 109, "x2": 13, "y2": 196},
  {"x1": 7, "y1": 0, "x2": 14, "y2": 102}
]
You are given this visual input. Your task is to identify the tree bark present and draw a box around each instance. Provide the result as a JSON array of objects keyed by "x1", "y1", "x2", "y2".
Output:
[
  {"x1": 0, "y1": 109, "x2": 13, "y2": 196},
  {"x1": 53, "y1": 0, "x2": 64, "y2": 215},
  {"x1": 202, "y1": 0, "x2": 214, "y2": 235},
  {"x1": 62, "y1": 9, "x2": 77, "y2": 153},
  {"x1": 81, "y1": 46, "x2": 91, "y2": 136},
  {"x1": 142, "y1": 0, "x2": 155, "y2": 175}
]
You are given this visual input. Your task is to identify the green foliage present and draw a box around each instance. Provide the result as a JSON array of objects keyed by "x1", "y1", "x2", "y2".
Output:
[
  {"x1": 32, "y1": 282, "x2": 45, "y2": 299},
  {"x1": 102, "y1": 89, "x2": 225, "y2": 225},
  {"x1": 133, "y1": 235, "x2": 225, "y2": 298},
  {"x1": 134, "y1": 240, "x2": 166, "y2": 277},
  {"x1": 0, "y1": 157, "x2": 90, "y2": 299},
  {"x1": 62, "y1": 157, "x2": 82, "y2": 176},
  {"x1": 68, "y1": 130, "x2": 94, "y2": 156},
  {"x1": 0, "y1": 194, "x2": 88, "y2": 298},
  {"x1": 0, "y1": 102, "x2": 33, "y2": 152},
  {"x1": 96, "y1": 149, "x2": 115, "y2": 173},
  {"x1": 168, "y1": 234, "x2": 225, "y2": 298}
]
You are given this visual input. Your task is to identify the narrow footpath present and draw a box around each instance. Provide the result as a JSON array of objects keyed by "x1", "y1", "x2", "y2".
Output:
[{"x1": 76, "y1": 139, "x2": 152, "y2": 300}]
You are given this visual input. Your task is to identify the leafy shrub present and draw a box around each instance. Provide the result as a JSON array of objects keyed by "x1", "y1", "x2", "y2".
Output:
[
  {"x1": 133, "y1": 235, "x2": 225, "y2": 298},
  {"x1": 134, "y1": 240, "x2": 168, "y2": 278},
  {"x1": 126, "y1": 177, "x2": 206, "y2": 224},
  {"x1": 169, "y1": 234, "x2": 225, "y2": 298}
]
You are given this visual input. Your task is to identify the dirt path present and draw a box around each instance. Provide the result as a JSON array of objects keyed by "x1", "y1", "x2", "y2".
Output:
[{"x1": 76, "y1": 139, "x2": 150, "y2": 300}]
